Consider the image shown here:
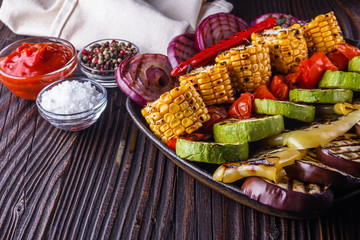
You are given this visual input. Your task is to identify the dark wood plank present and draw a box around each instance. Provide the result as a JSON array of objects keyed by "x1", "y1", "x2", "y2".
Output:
[{"x1": 0, "y1": 0, "x2": 360, "y2": 239}]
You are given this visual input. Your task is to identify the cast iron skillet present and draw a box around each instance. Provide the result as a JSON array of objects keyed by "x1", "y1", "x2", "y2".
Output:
[
  {"x1": 126, "y1": 98, "x2": 360, "y2": 219},
  {"x1": 125, "y1": 38, "x2": 360, "y2": 219}
]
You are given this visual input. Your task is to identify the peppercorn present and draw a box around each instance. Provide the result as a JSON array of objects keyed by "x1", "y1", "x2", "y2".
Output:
[{"x1": 81, "y1": 39, "x2": 138, "y2": 76}]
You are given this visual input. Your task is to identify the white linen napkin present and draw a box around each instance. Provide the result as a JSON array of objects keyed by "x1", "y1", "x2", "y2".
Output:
[{"x1": 0, "y1": 0, "x2": 233, "y2": 54}]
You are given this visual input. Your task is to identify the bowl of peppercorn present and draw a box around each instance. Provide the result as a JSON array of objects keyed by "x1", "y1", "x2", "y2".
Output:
[{"x1": 78, "y1": 39, "x2": 139, "y2": 88}]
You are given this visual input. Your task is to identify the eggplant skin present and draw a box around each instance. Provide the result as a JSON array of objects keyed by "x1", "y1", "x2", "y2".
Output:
[
  {"x1": 316, "y1": 147, "x2": 360, "y2": 178},
  {"x1": 356, "y1": 124, "x2": 360, "y2": 138},
  {"x1": 241, "y1": 177, "x2": 334, "y2": 212},
  {"x1": 285, "y1": 160, "x2": 360, "y2": 191}
]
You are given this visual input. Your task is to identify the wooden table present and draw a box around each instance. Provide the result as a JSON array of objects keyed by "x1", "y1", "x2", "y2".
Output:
[{"x1": 1, "y1": 0, "x2": 360, "y2": 239}]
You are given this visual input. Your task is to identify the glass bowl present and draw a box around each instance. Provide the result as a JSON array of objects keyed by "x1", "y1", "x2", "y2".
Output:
[
  {"x1": 36, "y1": 77, "x2": 108, "y2": 131},
  {"x1": 0, "y1": 36, "x2": 77, "y2": 100},
  {"x1": 78, "y1": 38, "x2": 139, "y2": 88}
]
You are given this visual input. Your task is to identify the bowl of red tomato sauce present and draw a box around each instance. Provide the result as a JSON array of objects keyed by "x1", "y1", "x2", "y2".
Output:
[{"x1": 0, "y1": 36, "x2": 78, "y2": 100}]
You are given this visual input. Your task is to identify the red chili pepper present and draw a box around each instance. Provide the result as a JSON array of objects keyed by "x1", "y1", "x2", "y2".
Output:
[
  {"x1": 171, "y1": 17, "x2": 279, "y2": 76},
  {"x1": 228, "y1": 92, "x2": 254, "y2": 119},
  {"x1": 269, "y1": 75, "x2": 289, "y2": 100},
  {"x1": 253, "y1": 84, "x2": 276, "y2": 100},
  {"x1": 285, "y1": 52, "x2": 338, "y2": 89}
]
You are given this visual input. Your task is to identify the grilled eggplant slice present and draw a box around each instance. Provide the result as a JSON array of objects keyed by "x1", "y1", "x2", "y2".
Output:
[
  {"x1": 316, "y1": 134, "x2": 360, "y2": 178},
  {"x1": 284, "y1": 151, "x2": 360, "y2": 191},
  {"x1": 241, "y1": 176, "x2": 334, "y2": 212}
]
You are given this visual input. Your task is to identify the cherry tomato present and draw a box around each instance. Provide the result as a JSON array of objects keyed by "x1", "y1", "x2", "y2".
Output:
[
  {"x1": 327, "y1": 43, "x2": 360, "y2": 70},
  {"x1": 166, "y1": 138, "x2": 177, "y2": 151},
  {"x1": 327, "y1": 51, "x2": 349, "y2": 70},
  {"x1": 269, "y1": 75, "x2": 289, "y2": 100},
  {"x1": 336, "y1": 43, "x2": 360, "y2": 60},
  {"x1": 228, "y1": 92, "x2": 254, "y2": 119},
  {"x1": 286, "y1": 52, "x2": 338, "y2": 89},
  {"x1": 253, "y1": 84, "x2": 276, "y2": 100}
]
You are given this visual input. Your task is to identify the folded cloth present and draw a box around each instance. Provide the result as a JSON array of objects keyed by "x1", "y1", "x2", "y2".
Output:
[{"x1": 0, "y1": 0, "x2": 233, "y2": 54}]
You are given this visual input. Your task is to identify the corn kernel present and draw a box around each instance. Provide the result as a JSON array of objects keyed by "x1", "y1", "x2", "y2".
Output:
[
  {"x1": 182, "y1": 118, "x2": 194, "y2": 128},
  {"x1": 160, "y1": 92, "x2": 173, "y2": 104},
  {"x1": 164, "y1": 113, "x2": 175, "y2": 123}
]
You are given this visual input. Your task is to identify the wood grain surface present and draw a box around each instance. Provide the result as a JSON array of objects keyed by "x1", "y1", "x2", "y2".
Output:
[{"x1": 1, "y1": 0, "x2": 360, "y2": 239}]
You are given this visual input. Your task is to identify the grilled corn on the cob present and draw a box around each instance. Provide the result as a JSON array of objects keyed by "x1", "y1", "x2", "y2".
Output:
[
  {"x1": 302, "y1": 11, "x2": 344, "y2": 55},
  {"x1": 251, "y1": 25, "x2": 309, "y2": 74},
  {"x1": 215, "y1": 42, "x2": 271, "y2": 93},
  {"x1": 178, "y1": 62, "x2": 236, "y2": 106},
  {"x1": 141, "y1": 83, "x2": 210, "y2": 142}
]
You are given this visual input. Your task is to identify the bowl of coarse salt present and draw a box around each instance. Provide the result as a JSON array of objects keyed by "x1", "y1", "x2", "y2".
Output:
[{"x1": 36, "y1": 77, "x2": 107, "y2": 131}]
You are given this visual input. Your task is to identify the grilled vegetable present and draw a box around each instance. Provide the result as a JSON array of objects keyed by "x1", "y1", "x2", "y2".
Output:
[
  {"x1": 253, "y1": 84, "x2": 276, "y2": 100},
  {"x1": 241, "y1": 176, "x2": 334, "y2": 212},
  {"x1": 200, "y1": 105, "x2": 228, "y2": 132},
  {"x1": 269, "y1": 75, "x2": 289, "y2": 100},
  {"x1": 167, "y1": 33, "x2": 198, "y2": 69},
  {"x1": 178, "y1": 62, "x2": 236, "y2": 106},
  {"x1": 356, "y1": 123, "x2": 360, "y2": 137},
  {"x1": 176, "y1": 138, "x2": 249, "y2": 164},
  {"x1": 284, "y1": 151, "x2": 360, "y2": 192},
  {"x1": 215, "y1": 41, "x2": 272, "y2": 92},
  {"x1": 286, "y1": 52, "x2": 338, "y2": 89},
  {"x1": 195, "y1": 13, "x2": 249, "y2": 51},
  {"x1": 141, "y1": 83, "x2": 210, "y2": 142},
  {"x1": 213, "y1": 147, "x2": 302, "y2": 183},
  {"x1": 318, "y1": 70, "x2": 360, "y2": 91},
  {"x1": 289, "y1": 88, "x2": 353, "y2": 104},
  {"x1": 116, "y1": 54, "x2": 177, "y2": 106},
  {"x1": 213, "y1": 115, "x2": 284, "y2": 143},
  {"x1": 171, "y1": 17, "x2": 279, "y2": 77},
  {"x1": 327, "y1": 43, "x2": 360, "y2": 70},
  {"x1": 302, "y1": 11, "x2": 344, "y2": 55},
  {"x1": 228, "y1": 92, "x2": 254, "y2": 119},
  {"x1": 267, "y1": 109, "x2": 360, "y2": 149},
  {"x1": 316, "y1": 134, "x2": 360, "y2": 178},
  {"x1": 250, "y1": 13, "x2": 305, "y2": 28},
  {"x1": 348, "y1": 56, "x2": 360, "y2": 73},
  {"x1": 251, "y1": 25, "x2": 309, "y2": 74},
  {"x1": 333, "y1": 102, "x2": 360, "y2": 115},
  {"x1": 253, "y1": 98, "x2": 316, "y2": 122}
]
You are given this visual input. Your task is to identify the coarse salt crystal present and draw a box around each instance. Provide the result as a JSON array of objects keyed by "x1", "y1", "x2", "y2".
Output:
[{"x1": 40, "y1": 80, "x2": 103, "y2": 114}]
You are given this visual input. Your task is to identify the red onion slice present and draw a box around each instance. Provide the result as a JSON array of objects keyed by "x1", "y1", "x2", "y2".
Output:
[
  {"x1": 115, "y1": 54, "x2": 178, "y2": 106},
  {"x1": 195, "y1": 13, "x2": 249, "y2": 52},
  {"x1": 167, "y1": 33, "x2": 198, "y2": 69},
  {"x1": 284, "y1": 158, "x2": 360, "y2": 192},
  {"x1": 251, "y1": 13, "x2": 305, "y2": 28}
]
